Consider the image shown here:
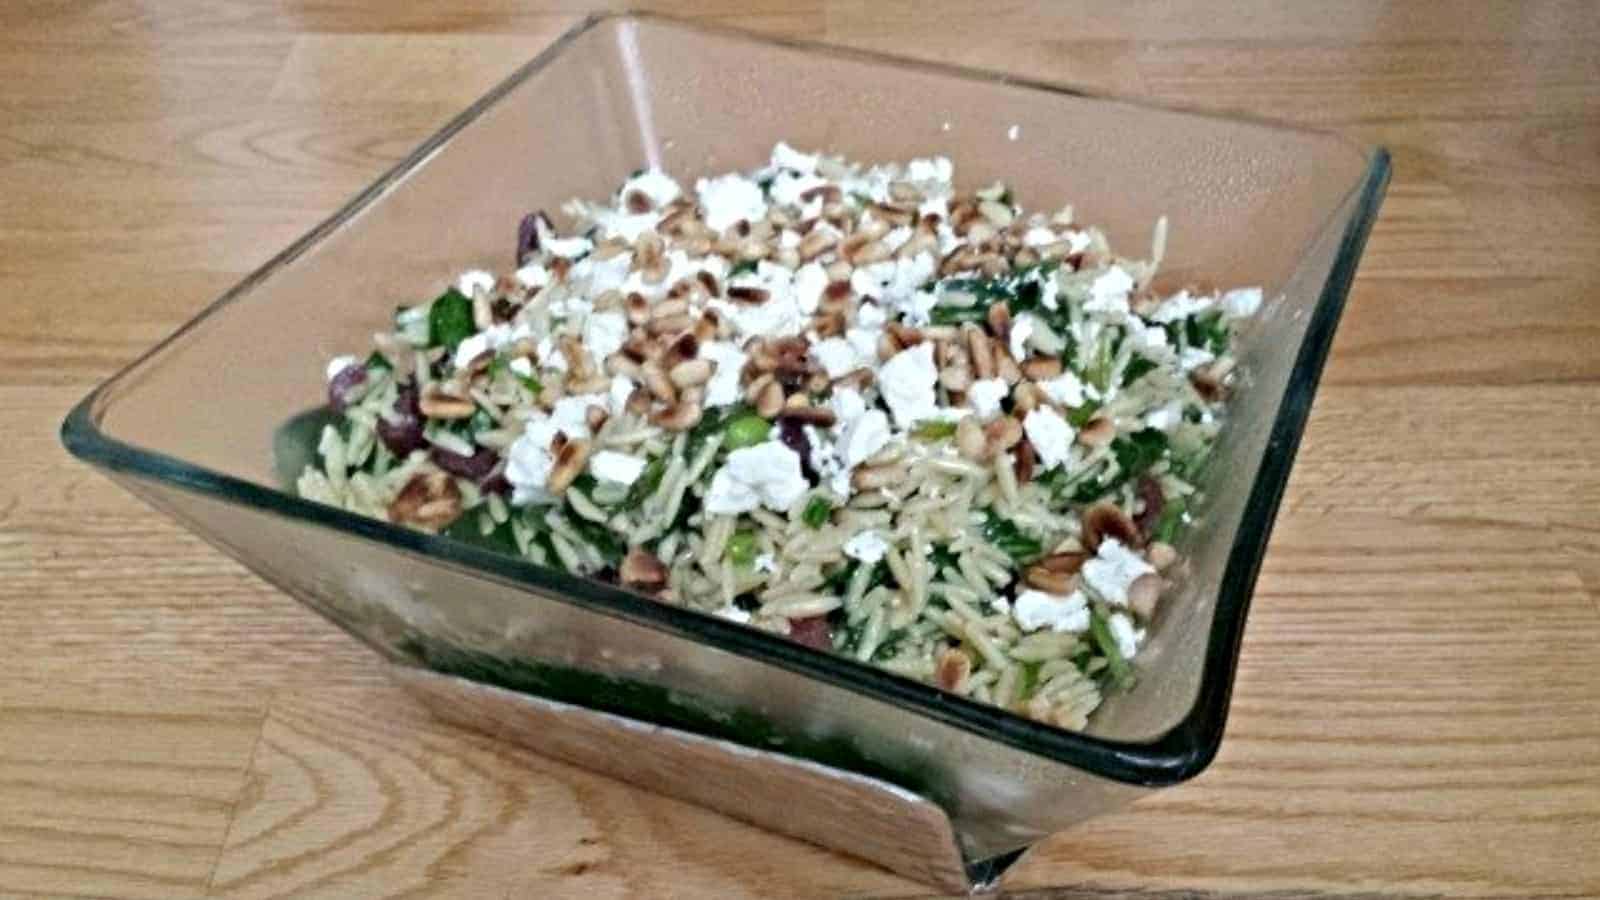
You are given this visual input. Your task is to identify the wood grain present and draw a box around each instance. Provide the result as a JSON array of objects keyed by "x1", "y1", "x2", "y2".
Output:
[{"x1": 3, "y1": 3, "x2": 1599, "y2": 898}]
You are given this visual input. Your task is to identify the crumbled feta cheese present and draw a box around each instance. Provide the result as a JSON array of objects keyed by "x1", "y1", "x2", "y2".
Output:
[
  {"x1": 1022, "y1": 227, "x2": 1057, "y2": 247},
  {"x1": 779, "y1": 228, "x2": 802, "y2": 249},
  {"x1": 1108, "y1": 611, "x2": 1141, "y2": 659},
  {"x1": 1085, "y1": 265, "x2": 1134, "y2": 318},
  {"x1": 505, "y1": 418, "x2": 560, "y2": 505},
  {"x1": 770, "y1": 141, "x2": 819, "y2": 174},
  {"x1": 508, "y1": 356, "x2": 535, "y2": 379},
  {"x1": 1013, "y1": 589, "x2": 1090, "y2": 633},
  {"x1": 535, "y1": 336, "x2": 568, "y2": 372},
  {"x1": 918, "y1": 194, "x2": 950, "y2": 222},
  {"x1": 754, "y1": 553, "x2": 778, "y2": 574},
  {"x1": 607, "y1": 374, "x2": 635, "y2": 415},
  {"x1": 843, "y1": 530, "x2": 890, "y2": 564},
  {"x1": 1038, "y1": 371, "x2": 1086, "y2": 408},
  {"x1": 829, "y1": 387, "x2": 867, "y2": 424},
  {"x1": 770, "y1": 171, "x2": 827, "y2": 209},
  {"x1": 1123, "y1": 316, "x2": 1173, "y2": 361},
  {"x1": 1147, "y1": 289, "x2": 1215, "y2": 324},
  {"x1": 1023, "y1": 407, "x2": 1075, "y2": 471},
  {"x1": 1221, "y1": 286, "x2": 1263, "y2": 319},
  {"x1": 968, "y1": 378, "x2": 1009, "y2": 418},
  {"x1": 622, "y1": 168, "x2": 681, "y2": 209},
  {"x1": 905, "y1": 156, "x2": 953, "y2": 185},
  {"x1": 850, "y1": 253, "x2": 936, "y2": 306},
  {"x1": 878, "y1": 342, "x2": 939, "y2": 428},
  {"x1": 700, "y1": 341, "x2": 749, "y2": 409},
  {"x1": 590, "y1": 450, "x2": 647, "y2": 486},
  {"x1": 1030, "y1": 267, "x2": 1060, "y2": 311},
  {"x1": 1064, "y1": 229, "x2": 1092, "y2": 254},
  {"x1": 837, "y1": 409, "x2": 890, "y2": 468},
  {"x1": 515, "y1": 263, "x2": 550, "y2": 290},
  {"x1": 857, "y1": 302, "x2": 888, "y2": 329},
  {"x1": 1010, "y1": 312, "x2": 1038, "y2": 361},
  {"x1": 792, "y1": 261, "x2": 829, "y2": 314},
  {"x1": 550, "y1": 394, "x2": 604, "y2": 438},
  {"x1": 1143, "y1": 401, "x2": 1184, "y2": 431},
  {"x1": 582, "y1": 311, "x2": 628, "y2": 365},
  {"x1": 452, "y1": 325, "x2": 502, "y2": 369},
  {"x1": 696, "y1": 173, "x2": 768, "y2": 232},
  {"x1": 810, "y1": 336, "x2": 868, "y2": 379},
  {"x1": 1081, "y1": 538, "x2": 1154, "y2": 606},
  {"x1": 570, "y1": 252, "x2": 631, "y2": 295},
  {"x1": 325, "y1": 355, "x2": 360, "y2": 381},
  {"x1": 715, "y1": 262, "x2": 805, "y2": 339},
  {"x1": 900, "y1": 290, "x2": 941, "y2": 326},
  {"x1": 456, "y1": 268, "x2": 496, "y2": 298},
  {"x1": 588, "y1": 210, "x2": 661, "y2": 243},
  {"x1": 841, "y1": 164, "x2": 894, "y2": 202},
  {"x1": 1179, "y1": 346, "x2": 1216, "y2": 371},
  {"x1": 704, "y1": 440, "x2": 809, "y2": 514},
  {"x1": 544, "y1": 236, "x2": 593, "y2": 259},
  {"x1": 936, "y1": 222, "x2": 963, "y2": 255}
]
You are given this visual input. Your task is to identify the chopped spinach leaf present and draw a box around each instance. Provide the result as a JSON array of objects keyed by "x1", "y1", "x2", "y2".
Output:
[
  {"x1": 427, "y1": 288, "x2": 474, "y2": 350},
  {"x1": 1121, "y1": 356, "x2": 1159, "y2": 387},
  {"x1": 1112, "y1": 428, "x2": 1168, "y2": 482},
  {"x1": 364, "y1": 350, "x2": 391, "y2": 372},
  {"x1": 801, "y1": 496, "x2": 833, "y2": 529},
  {"x1": 911, "y1": 420, "x2": 958, "y2": 441},
  {"x1": 620, "y1": 457, "x2": 666, "y2": 511},
  {"x1": 982, "y1": 511, "x2": 1043, "y2": 563},
  {"x1": 729, "y1": 258, "x2": 759, "y2": 277},
  {"x1": 565, "y1": 513, "x2": 624, "y2": 565},
  {"x1": 1089, "y1": 610, "x2": 1134, "y2": 689},
  {"x1": 1153, "y1": 496, "x2": 1188, "y2": 544}
]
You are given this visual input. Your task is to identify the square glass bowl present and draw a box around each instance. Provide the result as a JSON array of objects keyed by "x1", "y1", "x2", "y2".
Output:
[{"x1": 62, "y1": 12, "x2": 1387, "y2": 876}]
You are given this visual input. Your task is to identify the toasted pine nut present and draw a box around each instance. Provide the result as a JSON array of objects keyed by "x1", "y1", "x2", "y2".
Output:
[
  {"x1": 754, "y1": 378, "x2": 784, "y2": 418},
  {"x1": 641, "y1": 363, "x2": 677, "y2": 403},
  {"x1": 419, "y1": 385, "x2": 475, "y2": 419},
  {"x1": 1077, "y1": 415, "x2": 1116, "y2": 447},
  {"x1": 852, "y1": 463, "x2": 906, "y2": 491},
  {"x1": 956, "y1": 416, "x2": 987, "y2": 461},
  {"x1": 940, "y1": 365, "x2": 973, "y2": 392},
  {"x1": 1147, "y1": 541, "x2": 1179, "y2": 571},
  {"x1": 546, "y1": 438, "x2": 592, "y2": 494},
  {"x1": 650, "y1": 398, "x2": 703, "y2": 432},
  {"x1": 670, "y1": 357, "x2": 712, "y2": 388},
  {"x1": 1021, "y1": 356, "x2": 1063, "y2": 380},
  {"x1": 1128, "y1": 573, "x2": 1163, "y2": 619}
]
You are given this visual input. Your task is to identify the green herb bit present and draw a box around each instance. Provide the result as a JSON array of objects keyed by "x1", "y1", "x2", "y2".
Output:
[
  {"x1": 729, "y1": 258, "x2": 759, "y2": 277},
  {"x1": 723, "y1": 411, "x2": 773, "y2": 450},
  {"x1": 1121, "y1": 356, "x2": 1159, "y2": 387},
  {"x1": 364, "y1": 350, "x2": 392, "y2": 372},
  {"x1": 801, "y1": 496, "x2": 833, "y2": 529},
  {"x1": 1153, "y1": 496, "x2": 1188, "y2": 544},
  {"x1": 1089, "y1": 610, "x2": 1134, "y2": 689},
  {"x1": 928, "y1": 543, "x2": 961, "y2": 573},
  {"x1": 427, "y1": 288, "x2": 475, "y2": 350},
  {"x1": 565, "y1": 513, "x2": 624, "y2": 565},
  {"x1": 1066, "y1": 401, "x2": 1101, "y2": 428},
  {"x1": 1186, "y1": 311, "x2": 1231, "y2": 355},
  {"x1": 981, "y1": 511, "x2": 1043, "y2": 563},
  {"x1": 928, "y1": 304, "x2": 991, "y2": 326},
  {"x1": 726, "y1": 530, "x2": 759, "y2": 569},
  {"x1": 911, "y1": 420, "x2": 958, "y2": 441},
  {"x1": 1111, "y1": 428, "x2": 1168, "y2": 481}
]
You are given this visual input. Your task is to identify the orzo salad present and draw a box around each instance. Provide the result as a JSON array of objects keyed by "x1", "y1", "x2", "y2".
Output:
[{"x1": 299, "y1": 143, "x2": 1262, "y2": 731}]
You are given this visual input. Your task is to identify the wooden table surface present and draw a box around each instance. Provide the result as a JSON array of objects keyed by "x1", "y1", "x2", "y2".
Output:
[{"x1": 4, "y1": 2, "x2": 1598, "y2": 897}]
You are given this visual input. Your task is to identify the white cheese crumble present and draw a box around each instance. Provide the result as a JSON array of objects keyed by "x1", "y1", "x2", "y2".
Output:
[
  {"x1": 810, "y1": 336, "x2": 869, "y2": 379},
  {"x1": 837, "y1": 409, "x2": 891, "y2": 468},
  {"x1": 905, "y1": 156, "x2": 953, "y2": 185},
  {"x1": 515, "y1": 263, "x2": 550, "y2": 290},
  {"x1": 770, "y1": 171, "x2": 827, "y2": 209},
  {"x1": 622, "y1": 168, "x2": 681, "y2": 209},
  {"x1": 1023, "y1": 407, "x2": 1075, "y2": 471},
  {"x1": 535, "y1": 335, "x2": 567, "y2": 372},
  {"x1": 607, "y1": 374, "x2": 635, "y2": 414},
  {"x1": 1143, "y1": 401, "x2": 1184, "y2": 431},
  {"x1": 1022, "y1": 226, "x2": 1058, "y2": 247},
  {"x1": 456, "y1": 268, "x2": 496, "y2": 298},
  {"x1": 1107, "y1": 611, "x2": 1141, "y2": 659},
  {"x1": 715, "y1": 262, "x2": 804, "y2": 339},
  {"x1": 700, "y1": 341, "x2": 749, "y2": 409},
  {"x1": 850, "y1": 253, "x2": 936, "y2": 307},
  {"x1": 590, "y1": 450, "x2": 647, "y2": 486},
  {"x1": 544, "y1": 236, "x2": 593, "y2": 259},
  {"x1": 792, "y1": 261, "x2": 829, "y2": 315},
  {"x1": 829, "y1": 387, "x2": 868, "y2": 424},
  {"x1": 843, "y1": 530, "x2": 890, "y2": 564},
  {"x1": 704, "y1": 440, "x2": 808, "y2": 515},
  {"x1": 877, "y1": 342, "x2": 940, "y2": 428},
  {"x1": 1010, "y1": 312, "x2": 1038, "y2": 361},
  {"x1": 968, "y1": 378, "x2": 1009, "y2": 418},
  {"x1": 1221, "y1": 286, "x2": 1263, "y2": 319},
  {"x1": 1038, "y1": 371, "x2": 1086, "y2": 408},
  {"x1": 1085, "y1": 265, "x2": 1134, "y2": 318},
  {"x1": 696, "y1": 173, "x2": 768, "y2": 232},
  {"x1": 508, "y1": 356, "x2": 535, "y2": 379},
  {"x1": 770, "y1": 141, "x2": 819, "y2": 174},
  {"x1": 1013, "y1": 589, "x2": 1090, "y2": 633},
  {"x1": 581, "y1": 311, "x2": 628, "y2": 365},
  {"x1": 1147, "y1": 289, "x2": 1215, "y2": 324},
  {"x1": 1179, "y1": 346, "x2": 1216, "y2": 372},
  {"x1": 325, "y1": 355, "x2": 360, "y2": 381},
  {"x1": 1123, "y1": 316, "x2": 1173, "y2": 362},
  {"x1": 714, "y1": 603, "x2": 752, "y2": 624},
  {"x1": 570, "y1": 252, "x2": 631, "y2": 295},
  {"x1": 1081, "y1": 538, "x2": 1155, "y2": 606}
]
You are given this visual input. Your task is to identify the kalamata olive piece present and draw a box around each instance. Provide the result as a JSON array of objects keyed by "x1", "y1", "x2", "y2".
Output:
[
  {"x1": 788, "y1": 615, "x2": 832, "y2": 650},
  {"x1": 326, "y1": 363, "x2": 367, "y2": 412},
  {"x1": 376, "y1": 385, "x2": 428, "y2": 457},
  {"x1": 430, "y1": 445, "x2": 498, "y2": 481}
]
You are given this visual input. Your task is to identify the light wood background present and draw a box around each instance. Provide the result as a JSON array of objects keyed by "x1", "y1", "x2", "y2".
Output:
[{"x1": 4, "y1": 2, "x2": 1598, "y2": 897}]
